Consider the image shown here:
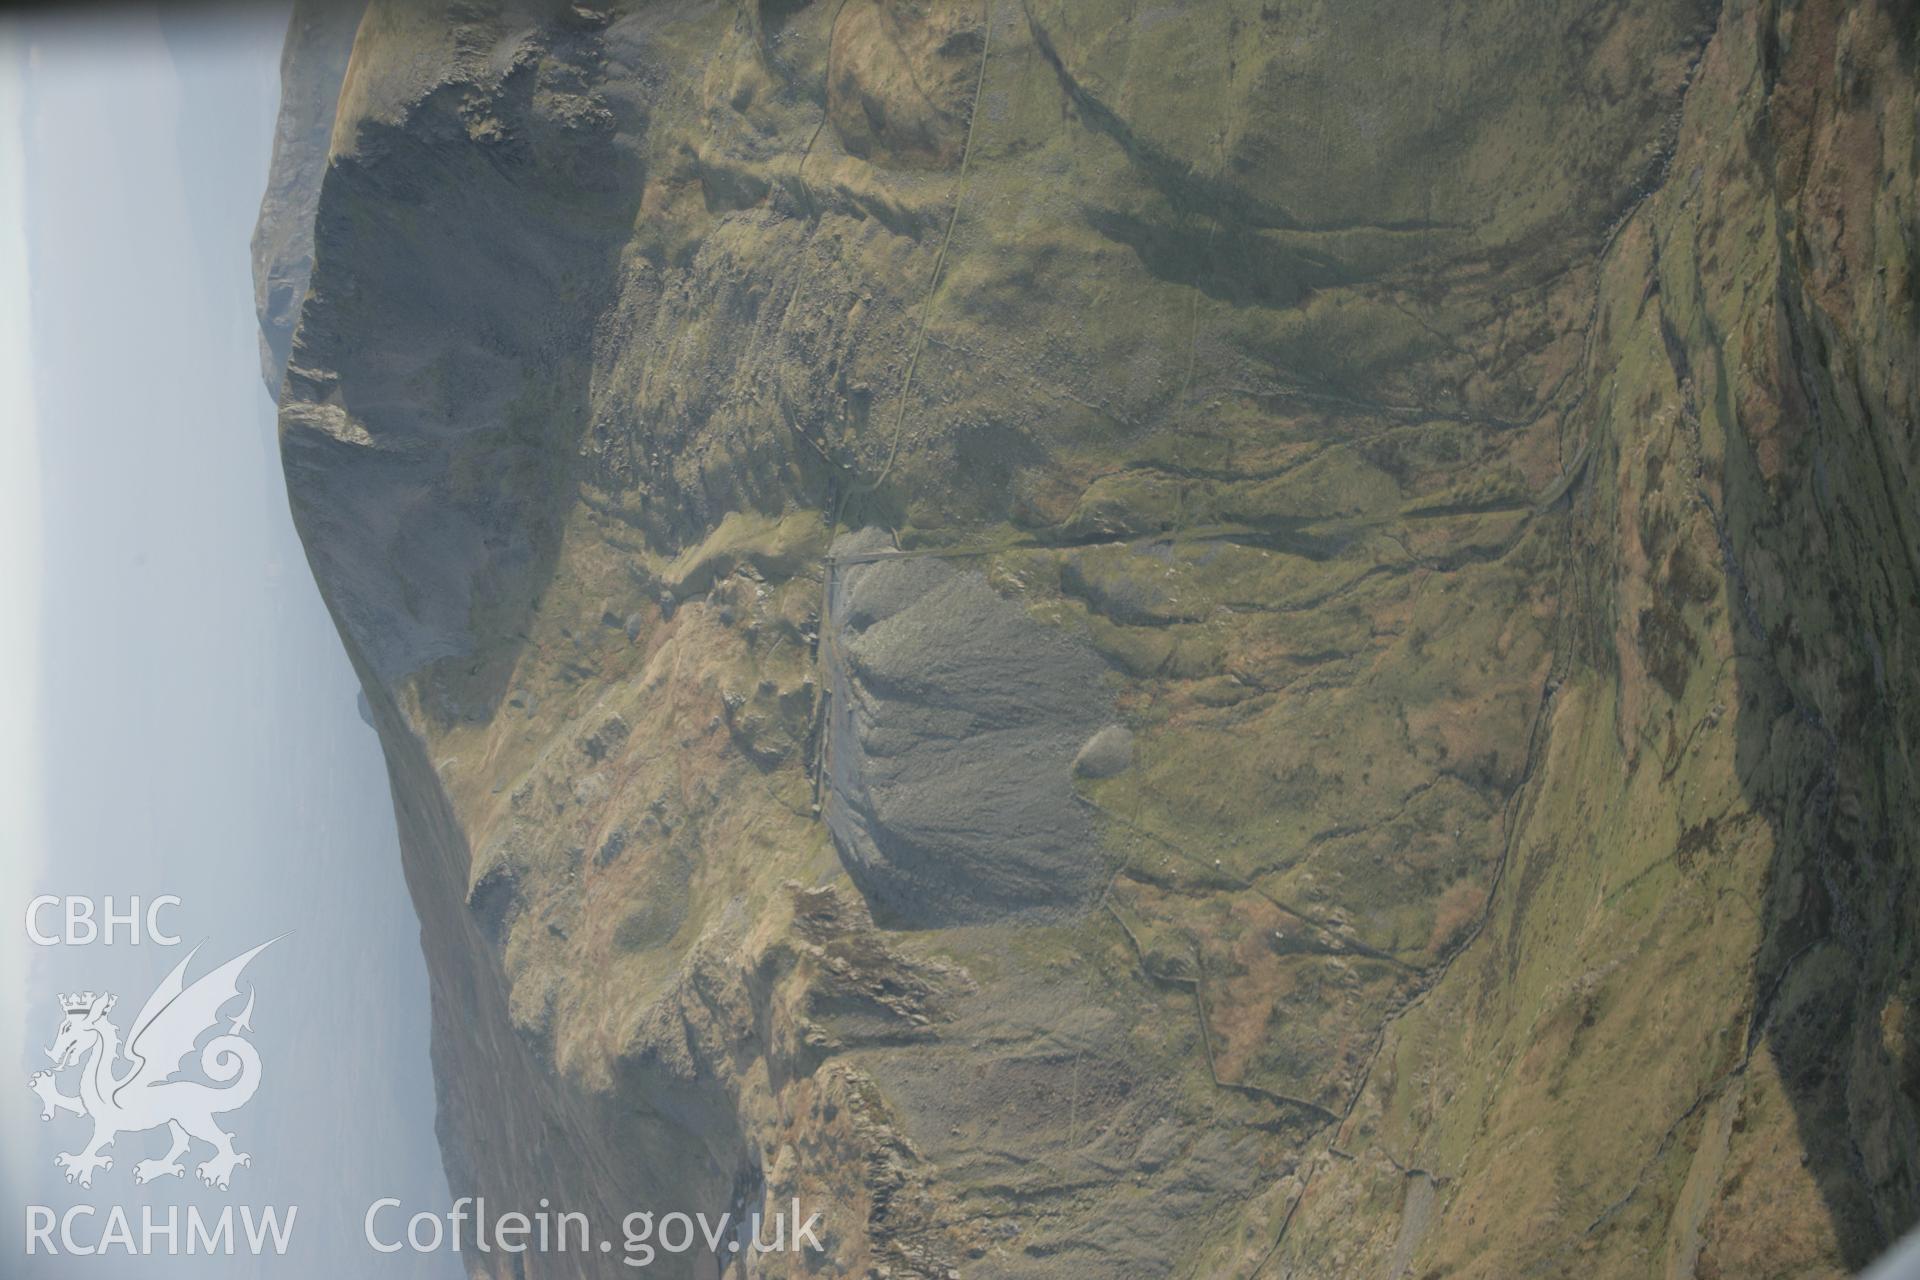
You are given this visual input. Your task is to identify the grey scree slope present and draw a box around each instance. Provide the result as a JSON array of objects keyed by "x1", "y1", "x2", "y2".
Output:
[{"x1": 824, "y1": 530, "x2": 1118, "y2": 927}]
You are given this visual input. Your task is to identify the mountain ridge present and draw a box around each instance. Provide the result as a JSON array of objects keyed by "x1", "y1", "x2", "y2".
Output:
[{"x1": 257, "y1": 1, "x2": 1919, "y2": 1274}]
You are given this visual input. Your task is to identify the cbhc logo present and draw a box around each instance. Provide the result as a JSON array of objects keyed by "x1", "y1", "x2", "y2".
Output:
[{"x1": 25, "y1": 896, "x2": 183, "y2": 946}]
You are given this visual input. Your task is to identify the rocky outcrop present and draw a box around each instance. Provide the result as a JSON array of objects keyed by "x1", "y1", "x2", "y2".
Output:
[
  {"x1": 251, "y1": 0, "x2": 364, "y2": 395},
  {"x1": 264, "y1": 0, "x2": 1917, "y2": 1276}
]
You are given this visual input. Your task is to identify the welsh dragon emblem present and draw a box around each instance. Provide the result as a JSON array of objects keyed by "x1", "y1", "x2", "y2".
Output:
[{"x1": 26, "y1": 939, "x2": 277, "y2": 1191}]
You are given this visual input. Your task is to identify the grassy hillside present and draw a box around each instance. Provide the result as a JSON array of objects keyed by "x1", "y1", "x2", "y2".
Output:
[{"x1": 266, "y1": 0, "x2": 1918, "y2": 1274}]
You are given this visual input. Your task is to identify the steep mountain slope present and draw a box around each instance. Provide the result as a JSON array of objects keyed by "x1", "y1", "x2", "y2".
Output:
[
  {"x1": 259, "y1": 1, "x2": 1918, "y2": 1275},
  {"x1": 253, "y1": 0, "x2": 364, "y2": 393}
]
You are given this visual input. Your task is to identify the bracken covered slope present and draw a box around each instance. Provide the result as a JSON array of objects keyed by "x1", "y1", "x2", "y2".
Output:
[{"x1": 258, "y1": 0, "x2": 1919, "y2": 1275}]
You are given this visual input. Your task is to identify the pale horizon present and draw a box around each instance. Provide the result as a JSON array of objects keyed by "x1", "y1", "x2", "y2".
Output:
[{"x1": 0, "y1": 10, "x2": 454, "y2": 1276}]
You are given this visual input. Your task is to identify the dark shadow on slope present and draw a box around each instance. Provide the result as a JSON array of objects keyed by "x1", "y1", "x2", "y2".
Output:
[
  {"x1": 1720, "y1": 246, "x2": 1920, "y2": 1273},
  {"x1": 281, "y1": 49, "x2": 647, "y2": 727}
]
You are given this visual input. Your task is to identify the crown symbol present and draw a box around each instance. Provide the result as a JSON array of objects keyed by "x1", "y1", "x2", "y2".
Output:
[{"x1": 60, "y1": 992, "x2": 112, "y2": 1015}]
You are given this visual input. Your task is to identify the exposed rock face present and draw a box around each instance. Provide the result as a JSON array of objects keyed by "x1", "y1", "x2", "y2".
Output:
[
  {"x1": 251, "y1": 0, "x2": 365, "y2": 394},
  {"x1": 262, "y1": 0, "x2": 1918, "y2": 1276}
]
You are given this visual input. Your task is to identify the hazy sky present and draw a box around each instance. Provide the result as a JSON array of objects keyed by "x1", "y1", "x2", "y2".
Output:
[{"x1": 1, "y1": 10, "x2": 456, "y2": 1276}]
